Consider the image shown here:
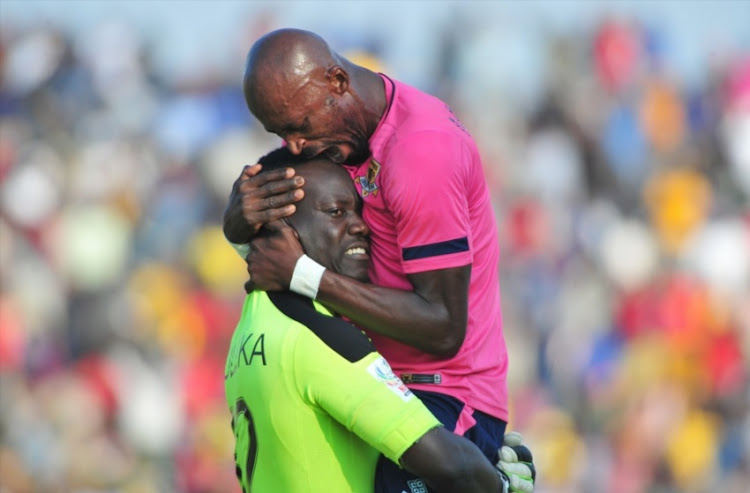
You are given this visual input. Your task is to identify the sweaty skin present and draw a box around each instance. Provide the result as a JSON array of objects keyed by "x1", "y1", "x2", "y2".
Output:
[
  {"x1": 225, "y1": 28, "x2": 535, "y2": 493},
  {"x1": 229, "y1": 29, "x2": 469, "y2": 357},
  {"x1": 228, "y1": 156, "x2": 505, "y2": 493}
]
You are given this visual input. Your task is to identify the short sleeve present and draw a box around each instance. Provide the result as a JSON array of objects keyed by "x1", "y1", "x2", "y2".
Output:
[
  {"x1": 293, "y1": 333, "x2": 441, "y2": 464},
  {"x1": 384, "y1": 130, "x2": 473, "y2": 274}
]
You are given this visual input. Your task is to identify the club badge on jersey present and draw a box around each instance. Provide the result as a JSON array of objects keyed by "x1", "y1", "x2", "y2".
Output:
[{"x1": 356, "y1": 157, "x2": 381, "y2": 197}]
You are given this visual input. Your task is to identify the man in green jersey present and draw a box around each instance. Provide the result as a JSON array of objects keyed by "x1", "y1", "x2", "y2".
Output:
[{"x1": 224, "y1": 147, "x2": 510, "y2": 492}]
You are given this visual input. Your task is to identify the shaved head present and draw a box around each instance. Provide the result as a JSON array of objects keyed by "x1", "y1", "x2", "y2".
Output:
[
  {"x1": 244, "y1": 29, "x2": 338, "y2": 120},
  {"x1": 241, "y1": 28, "x2": 387, "y2": 165}
]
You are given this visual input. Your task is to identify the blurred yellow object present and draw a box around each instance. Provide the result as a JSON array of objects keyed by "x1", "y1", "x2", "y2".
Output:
[
  {"x1": 619, "y1": 334, "x2": 671, "y2": 393},
  {"x1": 666, "y1": 409, "x2": 719, "y2": 489},
  {"x1": 344, "y1": 49, "x2": 386, "y2": 73},
  {"x1": 158, "y1": 299, "x2": 207, "y2": 362},
  {"x1": 194, "y1": 404, "x2": 235, "y2": 461},
  {"x1": 127, "y1": 262, "x2": 207, "y2": 358},
  {"x1": 644, "y1": 167, "x2": 711, "y2": 255},
  {"x1": 128, "y1": 263, "x2": 187, "y2": 324},
  {"x1": 527, "y1": 407, "x2": 586, "y2": 486},
  {"x1": 186, "y1": 226, "x2": 247, "y2": 296}
]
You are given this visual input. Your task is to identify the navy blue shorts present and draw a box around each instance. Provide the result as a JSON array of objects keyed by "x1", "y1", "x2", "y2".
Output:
[{"x1": 374, "y1": 389, "x2": 507, "y2": 493}]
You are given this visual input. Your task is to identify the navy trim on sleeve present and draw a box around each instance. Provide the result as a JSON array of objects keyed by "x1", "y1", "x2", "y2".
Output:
[
  {"x1": 401, "y1": 237, "x2": 469, "y2": 261},
  {"x1": 268, "y1": 291, "x2": 376, "y2": 363}
]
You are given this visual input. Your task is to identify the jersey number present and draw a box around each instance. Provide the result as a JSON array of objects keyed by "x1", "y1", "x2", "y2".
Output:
[{"x1": 231, "y1": 398, "x2": 257, "y2": 492}]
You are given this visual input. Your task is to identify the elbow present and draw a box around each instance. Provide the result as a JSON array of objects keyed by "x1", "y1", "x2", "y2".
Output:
[
  {"x1": 223, "y1": 211, "x2": 251, "y2": 245},
  {"x1": 223, "y1": 222, "x2": 246, "y2": 245},
  {"x1": 429, "y1": 325, "x2": 465, "y2": 358}
]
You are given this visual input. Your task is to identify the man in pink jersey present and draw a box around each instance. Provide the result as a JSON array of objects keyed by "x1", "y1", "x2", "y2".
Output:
[{"x1": 224, "y1": 28, "x2": 535, "y2": 493}]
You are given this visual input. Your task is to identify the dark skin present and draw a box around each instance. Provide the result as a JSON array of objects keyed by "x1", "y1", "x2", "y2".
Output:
[
  {"x1": 224, "y1": 28, "x2": 470, "y2": 357},
  {"x1": 275, "y1": 159, "x2": 502, "y2": 492}
]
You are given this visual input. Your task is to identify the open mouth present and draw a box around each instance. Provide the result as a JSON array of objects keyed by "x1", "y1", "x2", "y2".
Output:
[{"x1": 344, "y1": 246, "x2": 367, "y2": 256}]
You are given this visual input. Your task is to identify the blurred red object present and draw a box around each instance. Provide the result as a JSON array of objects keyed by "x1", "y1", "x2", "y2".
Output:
[
  {"x1": 75, "y1": 355, "x2": 120, "y2": 418},
  {"x1": 725, "y1": 56, "x2": 750, "y2": 110},
  {"x1": 594, "y1": 19, "x2": 640, "y2": 92},
  {"x1": 0, "y1": 298, "x2": 26, "y2": 371}
]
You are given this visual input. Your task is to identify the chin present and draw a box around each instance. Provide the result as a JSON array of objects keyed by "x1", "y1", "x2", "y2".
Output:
[
  {"x1": 341, "y1": 267, "x2": 369, "y2": 283},
  {"x1": 355, "y1": 273, "x2": 370, "y2": 283},
  {"x1": 343, "y1": 143, "x2": 371, "y2": 166},
  {"x1": 354, "y1": 267, "x2": 371, "y2": 283}
]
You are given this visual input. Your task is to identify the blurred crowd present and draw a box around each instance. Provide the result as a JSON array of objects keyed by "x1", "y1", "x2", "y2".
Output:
[{"x1": 1, "y1": 6, "x2": 748, "y2": 493}]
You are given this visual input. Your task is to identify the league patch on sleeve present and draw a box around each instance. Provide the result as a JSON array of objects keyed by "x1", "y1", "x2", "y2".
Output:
[{"x1": 366, "y1": 356, "x2": 413, "y2": 402}]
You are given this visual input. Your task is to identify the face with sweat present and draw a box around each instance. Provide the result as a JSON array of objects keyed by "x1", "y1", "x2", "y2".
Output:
[
  {"x1": 249, "y1": 69, "x2": 372, "y2": 166},
  {"x1": 287, "y1": 159, "x2": 371, "y2": 282}
]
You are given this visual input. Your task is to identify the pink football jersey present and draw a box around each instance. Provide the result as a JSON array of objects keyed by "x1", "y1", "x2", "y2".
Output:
[{"x1": 345, "y1": 75, "x2": 509, "y2": 421}]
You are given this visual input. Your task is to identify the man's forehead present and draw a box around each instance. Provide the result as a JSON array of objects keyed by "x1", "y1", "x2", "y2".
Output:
[
  {"x1": 299, "y1": 161, "x2": 351, "y2": 189},
  {"x1": 254, "y1": 102, "x2": 296, "y2": 131}
]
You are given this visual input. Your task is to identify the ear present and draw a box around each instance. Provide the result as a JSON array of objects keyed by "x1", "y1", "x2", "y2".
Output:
[
  {"x1": 326, "y1": 65, "x2": 349, "y2": 95},
  {"x1": 267, "y1": 217, "x2": 300, "y2": 240},
  {"x1": 281, "y1": 217, "x2": 300, "y2": 240}
]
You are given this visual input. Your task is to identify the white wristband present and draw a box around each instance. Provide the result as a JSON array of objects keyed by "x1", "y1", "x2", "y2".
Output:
[{"x1": 289, "y1": 254, "x2": 326, "y2": 299}]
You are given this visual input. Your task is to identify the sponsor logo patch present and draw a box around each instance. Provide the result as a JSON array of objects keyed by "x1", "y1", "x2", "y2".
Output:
[{"x1": 366, "y1": 356, "x2": 413, "y2": 402}]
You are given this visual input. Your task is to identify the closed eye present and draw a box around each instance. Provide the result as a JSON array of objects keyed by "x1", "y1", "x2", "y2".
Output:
[{"x1": 282, "y1": 117, "x2": 311, "y2": 135}]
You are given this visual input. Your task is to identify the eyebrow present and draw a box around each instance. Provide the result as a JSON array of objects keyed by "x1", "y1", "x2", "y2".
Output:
[{"x1": 280, "y1": 116, "x2": 311, "y2": 134}]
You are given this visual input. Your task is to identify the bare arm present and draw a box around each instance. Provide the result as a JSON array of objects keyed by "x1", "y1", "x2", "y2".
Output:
[
  {"x1": 401, "y1": 426, "x2": 503, "y2": 492},
  {"x1": 246, "y1": 227, "x2": 470, "y2": 357},
  {"x1": 222, "y1": 164, "x2": 305, "y2": 244},
  {"x1": 316, "y1": 266, "x2": 470, "y2": 357}
]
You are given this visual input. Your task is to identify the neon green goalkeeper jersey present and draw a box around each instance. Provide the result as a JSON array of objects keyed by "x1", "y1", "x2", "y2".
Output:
[{"x1": 224, "y1": 290, "x2": 441, "y2": 493}]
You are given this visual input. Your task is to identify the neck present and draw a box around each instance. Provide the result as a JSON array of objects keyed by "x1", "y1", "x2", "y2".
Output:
[{"x1": 346, "y1": 62, "x2": 388, "y2": 137}]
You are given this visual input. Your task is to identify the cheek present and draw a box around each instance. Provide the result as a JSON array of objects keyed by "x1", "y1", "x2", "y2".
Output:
[{"x1": 300, "y1": 231, "x2": 336, "y2": 268}]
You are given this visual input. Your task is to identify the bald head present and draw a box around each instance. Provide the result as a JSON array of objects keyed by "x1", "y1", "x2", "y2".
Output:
[
  {"x1": 241, "y1": 28, "x2": 387, "y2": 165},
  {"x1": 243, "y1": 29, "x2": 339, "y2": 119}
]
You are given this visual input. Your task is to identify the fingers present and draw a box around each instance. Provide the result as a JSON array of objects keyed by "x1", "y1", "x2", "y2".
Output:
[
  {"x1": 263, "y1": 218, "x2": 292, "y2": 233},
  {"x1": 508, "y1": 444, "x2": 533, "y2": 464},
  {"x1": 503, "y1": 431, "x2": 524, "y2": 448},
  {"x1": 499, "y1": 445, "x2": 533, "y2": 471},
  {"x1": 243, "y1": 276, "x2": 255, "y2": 294},
  {"x1": 240, "y1": 166, "x2": 302, "y2": 192},
  {"x1": 234, "y1": 163, "x2": 305, "y2": 230},
  {"x1": 244, "y1": 204, "x2": 297, "y2": 227},
  {"x1": 261, "y1": 189, "x2": 304, "y2": 210},
  {"x1": 498, "y1": 460, "x2": 535, "y2": 493},
  {"x1": 238, "y1": 167, "x2": 304, "y2": 216},
  {"x1": 498, "y1": 433, "x2": 537, "y2": 485},
  {"x1": 240, "y1": 163, "x2": 263, "y2": 181},
  {"x1": 509, "y1": 475, "x2": 534, "y2": 493},
  {"x1": 502, "y1": 432, "x2": 533, "y2": 465},
  {"x1": 499, "y1": 446, "x2": 518, "y2": 463},
  {"x1": 498, "y1": 459, "x2": 532, "y2": 478}
]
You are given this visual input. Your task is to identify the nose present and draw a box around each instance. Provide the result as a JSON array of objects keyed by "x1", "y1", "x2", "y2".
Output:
[
  {"x1": 286, "y1": 137, "x2": 306, "y2": 155},
  {"x1": 348, "y1": 216, "x2": 370, "y2": 237}
]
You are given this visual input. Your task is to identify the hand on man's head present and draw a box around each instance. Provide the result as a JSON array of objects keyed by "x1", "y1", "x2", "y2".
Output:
[
  {"x1": 236, "y1": 164, "x2": 305, "y2": 233},
  {"x1": 245, "y1": 222, "x2": 305, "y2": 293}
]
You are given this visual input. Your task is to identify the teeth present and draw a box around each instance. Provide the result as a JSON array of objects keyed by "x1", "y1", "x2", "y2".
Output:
[{"x1": 345, "y1": 247, "x2": 366, "y2": 255}]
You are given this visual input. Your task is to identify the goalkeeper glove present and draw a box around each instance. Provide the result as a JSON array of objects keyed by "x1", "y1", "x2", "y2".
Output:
[{"x1": 495, "y1": 431, "x2": 536, "y2": 493}]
